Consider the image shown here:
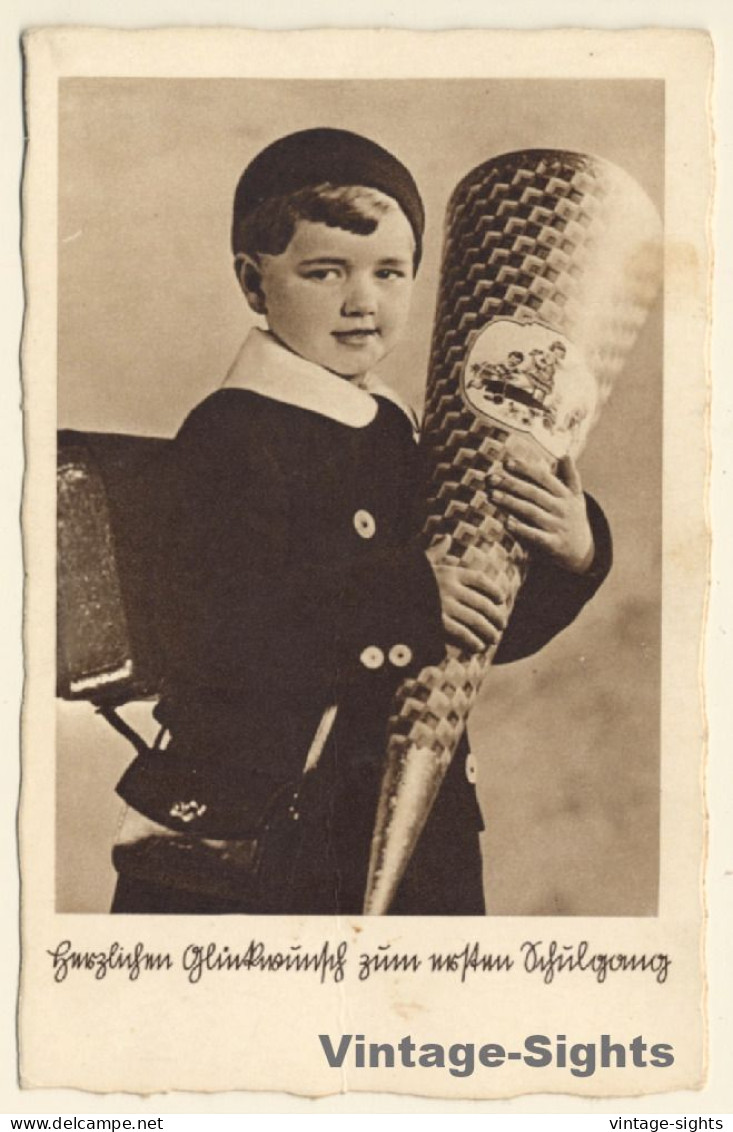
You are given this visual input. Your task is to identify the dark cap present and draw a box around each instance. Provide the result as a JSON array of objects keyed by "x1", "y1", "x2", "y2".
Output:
[{"x1": 232, "y1": 127, "x2": 425, "y2": 267}]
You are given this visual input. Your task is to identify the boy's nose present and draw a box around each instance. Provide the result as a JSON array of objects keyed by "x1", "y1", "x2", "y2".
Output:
[{"x1": 341, "y1": 276, "x2": 377, "y2": 317}]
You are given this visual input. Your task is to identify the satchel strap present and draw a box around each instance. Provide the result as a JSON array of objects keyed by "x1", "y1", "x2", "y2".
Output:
[{"x1": 95, "y1": 704, "x2": 153, "y2": 758}]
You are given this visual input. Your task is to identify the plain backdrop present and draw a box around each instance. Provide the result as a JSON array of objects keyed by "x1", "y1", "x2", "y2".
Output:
[{"x1": 56, "y1": 76, "x2": 663, "y2": 915}]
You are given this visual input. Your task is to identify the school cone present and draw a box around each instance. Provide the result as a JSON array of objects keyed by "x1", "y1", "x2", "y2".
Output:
[{"x1": 364, "y1": 149, "x2": 663, "y2": 914}]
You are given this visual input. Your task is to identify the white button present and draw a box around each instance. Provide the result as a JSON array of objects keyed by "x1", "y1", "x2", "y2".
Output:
[
  {"x1": 389, "y1": 643, "x2": 413, "y2": 668},
  {"x1": 353, "y1": 509, "x2": 377, "y2": 539},
  {"x1": 360, "y1": 645, "x2": 385, "y2": 670},
  {"x1": 465, "y1": 754, "x2": 478, "y2": 784}
]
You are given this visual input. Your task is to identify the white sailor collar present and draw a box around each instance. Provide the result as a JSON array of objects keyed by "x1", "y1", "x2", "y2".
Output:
[{"x1": 222, "y1": 327, "x2": 419, "y2": 437}]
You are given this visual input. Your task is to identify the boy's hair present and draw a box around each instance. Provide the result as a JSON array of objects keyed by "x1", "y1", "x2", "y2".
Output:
[
  {"x1": 231, "y1": 127, "x2": 425, "y2": 268},
  {"x1": 232, "y1": 182, "x2": 407, "y2": 262}
]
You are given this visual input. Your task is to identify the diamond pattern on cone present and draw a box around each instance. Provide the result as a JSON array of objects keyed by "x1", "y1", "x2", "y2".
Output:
[{"x1": 363, "y1": 149, "x2": 662, "y2": 915}]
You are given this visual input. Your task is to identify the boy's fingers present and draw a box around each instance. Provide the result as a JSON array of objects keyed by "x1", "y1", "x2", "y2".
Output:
[
  {"x1": 503, "y1": 457, "x2": 564, "y2": 497},
  {"x1": 455, "y1": 586, "x2": 509, "y2": 631},
  {"x1": 492, "y1": 490, "x2": 558, "y2": 529},
  {"x1": 491, "y1": 473, "x2": 563, "y2": 514},
  {"x1": 446, "y1": 599, "x2": 503, "y2": 646},
  {"x1": 461, "y1": 569, "x2": 510, "y2": 604},
  {"x1": 557, "y1": 455, "x2": 583, "y2": 494},
  {"x1": 444, "y1": 616, "x2": 490, "y2": 654},
  {"x1": 452, "y1": 601, "x2": 499, "y2": 640},
  {"x1": 505, "y1": 515, "x2": 554, "y2": 550}
]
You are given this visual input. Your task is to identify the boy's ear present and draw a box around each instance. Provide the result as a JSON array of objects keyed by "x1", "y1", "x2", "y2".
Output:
[{"x1": 234, "y1": 254, "x2": 267, "y2": 316}]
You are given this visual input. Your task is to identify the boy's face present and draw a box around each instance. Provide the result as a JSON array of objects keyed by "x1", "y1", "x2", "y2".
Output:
[{"x1": 246, "y1": 208, "x2": 415, "y2": 377}]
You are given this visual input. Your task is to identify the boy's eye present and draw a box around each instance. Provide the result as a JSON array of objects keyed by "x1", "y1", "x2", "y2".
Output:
[
  {"x1": 302, "y1": 267, "x2": 342, "y2": 281},
  {"x1": 375, "y1": 267, "x2": 407, "y2": 280}
]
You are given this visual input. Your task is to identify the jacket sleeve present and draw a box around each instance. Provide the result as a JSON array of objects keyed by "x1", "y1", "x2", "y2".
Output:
[{"x1": 495, "y1": 492, "x2": 613, "y2": 664}]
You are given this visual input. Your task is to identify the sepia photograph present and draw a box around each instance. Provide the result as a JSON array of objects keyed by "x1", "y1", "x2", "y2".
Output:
[{"x1": 55, "y1": 75, "x2": 663, "y2": 919}]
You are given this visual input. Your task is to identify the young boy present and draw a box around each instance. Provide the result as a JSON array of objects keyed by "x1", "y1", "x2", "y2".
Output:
[{"x1": 111, "y1": 128, "x2": 611, "y2": 916}]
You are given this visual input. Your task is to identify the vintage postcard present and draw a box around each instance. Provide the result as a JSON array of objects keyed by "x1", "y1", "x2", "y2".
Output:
[{"x1": 20, "y1": 27, "x2": 711, "y2": 1099}]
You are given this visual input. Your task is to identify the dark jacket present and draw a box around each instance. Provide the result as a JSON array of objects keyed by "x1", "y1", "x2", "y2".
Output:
[{"x1": 114, "y1": 368, "x2": 611, "y2": 913}]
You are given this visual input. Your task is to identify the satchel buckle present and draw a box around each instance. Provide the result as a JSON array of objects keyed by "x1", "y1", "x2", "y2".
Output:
[{"x1": 169, "y1": 799, "x2": 208, "y2": 823}]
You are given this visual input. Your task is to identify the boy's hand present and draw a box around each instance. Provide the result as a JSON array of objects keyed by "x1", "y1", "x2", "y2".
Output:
[
  {"x1": 426, "y1": 536, "x2": 510, "y2": 653},
  {"x1": 489, "y1": 454, "x2": 595, "y2": 575}
]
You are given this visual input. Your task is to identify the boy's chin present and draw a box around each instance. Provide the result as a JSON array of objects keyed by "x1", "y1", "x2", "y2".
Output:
[
  {"x1": 328, "y1": 341, "x2": 393, "y2": 379},
  {"x1": 275, "y1": 332, "x2": 389, "y2": 378},
  {"x1": 318, "y1": 347, "x2": 385, "y2": 380},
  {"x1": 271, "y1": 335, "x2": 362, "y2": 377}
]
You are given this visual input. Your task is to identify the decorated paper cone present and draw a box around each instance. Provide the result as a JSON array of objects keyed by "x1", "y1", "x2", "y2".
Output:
[{"x1": 364, "y1": 149, "x2": 663, "y2": 915}]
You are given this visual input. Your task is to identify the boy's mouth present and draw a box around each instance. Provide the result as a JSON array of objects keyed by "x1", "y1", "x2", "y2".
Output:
[{"x1": 332, "y1": 329, "x2": 380, "y2": 347}]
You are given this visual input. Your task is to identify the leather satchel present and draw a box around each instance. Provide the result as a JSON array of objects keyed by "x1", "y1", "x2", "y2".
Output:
[
  {"x1": 112, "y1": 756, "x2": 323, "y2": 907},
  {"x1": 57, "y1": 428, "x2": 331, "y2": 908},
  {"x1": 57, "y1": 430, "x2": 168, "y2": 705}
]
